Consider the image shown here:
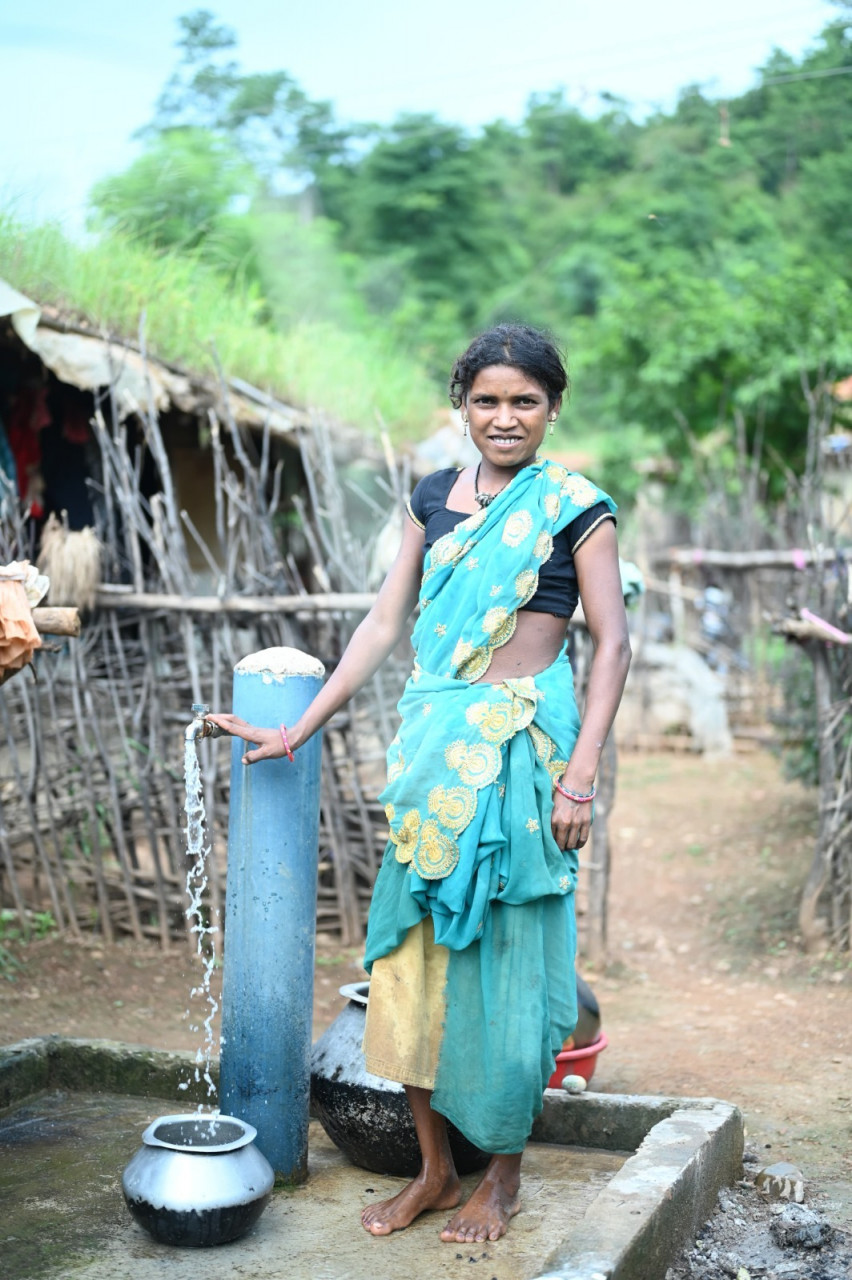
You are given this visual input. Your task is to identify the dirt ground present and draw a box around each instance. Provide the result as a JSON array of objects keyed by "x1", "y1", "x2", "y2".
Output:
[{"x1": 2, "y1": 750, "x2": 851, "y2": 1260}]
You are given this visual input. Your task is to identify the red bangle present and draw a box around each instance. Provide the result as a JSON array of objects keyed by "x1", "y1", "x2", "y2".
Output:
[
  {"x1": 554, "y1": 779, "x2": 595, "y2": 804},
  {"x1": 279, "y1": 724, "x2": 295, "y2": 763}
]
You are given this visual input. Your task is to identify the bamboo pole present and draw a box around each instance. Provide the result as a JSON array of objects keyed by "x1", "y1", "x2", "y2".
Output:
[
  {"x1": 67, "y1": 645, "x2": 115, "y2": 944},
  {"x1": 0, "y1": 693, "x2": 67, "y2": 932},
  {"x1": 798, "y1": 644, "x2": 836, "y2": 950},
  {"x1": 94, "y1": 589, "x2": 378, "y2": 615},
  {"x1": 658, "y1": 546, "x2": 839, "y2": 570},
  {"x1": 584, "y1": 732, "x2": 617, "y2": 962},
  {"x1": 320, "y1": 734, "x2": 363, "y2": 946},
  {"x1": 0, "y1": 793, "x2": 28, "y2": 924},
  {"x1": 24, "y1": 674, "x2": 82, "y2": 937},
  {"x1": 75, "y1": 651, "x2": 144, "y2": 942}
]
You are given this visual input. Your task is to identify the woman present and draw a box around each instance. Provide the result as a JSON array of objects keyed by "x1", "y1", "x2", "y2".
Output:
[{"x1": 208, "y1": 323, "x2": 631, "y2": 1245}]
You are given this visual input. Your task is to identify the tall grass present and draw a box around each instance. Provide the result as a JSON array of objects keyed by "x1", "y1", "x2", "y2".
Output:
[{"x1": 0, "y1": 213, "x2": 440, "y2": 438}]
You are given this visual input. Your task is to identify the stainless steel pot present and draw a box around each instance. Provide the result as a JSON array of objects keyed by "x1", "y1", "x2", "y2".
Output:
[{"x1": 122, "y1": 1113, "x2": 274, "y2": 1247}]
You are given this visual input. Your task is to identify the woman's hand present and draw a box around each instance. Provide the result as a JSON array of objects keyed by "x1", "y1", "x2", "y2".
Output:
[
  {"x1": 204, "y1": 714, "x2": 290, "y2": 766},
  {"x1": 550, "y1": 787, "x2": 593, "y2": 851}
]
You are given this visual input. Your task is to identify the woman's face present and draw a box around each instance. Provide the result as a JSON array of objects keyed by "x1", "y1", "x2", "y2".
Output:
[{"x1": 465, "y1": 365, "x2": 557, "y2": 473}]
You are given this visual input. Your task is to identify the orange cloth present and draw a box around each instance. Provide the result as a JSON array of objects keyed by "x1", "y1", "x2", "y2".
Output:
[{"x1": 0, "y1": 580, "x2": 42, "y2": 681}]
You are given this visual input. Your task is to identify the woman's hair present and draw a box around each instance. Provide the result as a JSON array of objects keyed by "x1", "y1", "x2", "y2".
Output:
[{"x1": 448, "y1": 323, "x2": 569, "y2": 409}]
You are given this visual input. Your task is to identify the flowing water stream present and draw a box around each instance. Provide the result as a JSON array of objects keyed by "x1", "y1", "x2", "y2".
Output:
[{"x1": 180, "y1": 738, "x2": 220, "y2": 1109}]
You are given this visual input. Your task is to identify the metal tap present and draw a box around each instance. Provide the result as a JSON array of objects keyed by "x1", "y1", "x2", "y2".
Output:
[{"x1": 185, "y1": 702, "x2": 225, "y2": 742}]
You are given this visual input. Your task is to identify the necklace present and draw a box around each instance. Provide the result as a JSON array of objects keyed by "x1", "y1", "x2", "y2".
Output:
[{"x1": 473, "y1": 463, "x2": 510, "y2": 508}]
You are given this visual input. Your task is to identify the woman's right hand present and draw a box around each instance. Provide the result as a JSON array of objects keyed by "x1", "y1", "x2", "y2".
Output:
[{"x1": 204, "y1": 714, "x2": 291, "y2": 766}]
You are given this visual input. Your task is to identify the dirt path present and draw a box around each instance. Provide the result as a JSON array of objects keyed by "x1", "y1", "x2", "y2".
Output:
[
  {"x1": 2, "y1": 750, "x2": 850, "y2": 1232},
  {"x1": 599, "y1": 751, "x2": 852, "y2": 1232}
]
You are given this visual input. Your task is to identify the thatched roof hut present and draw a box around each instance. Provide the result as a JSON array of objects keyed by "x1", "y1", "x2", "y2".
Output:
[{"x1": 0, "y1": 277, "x2": 400, "y2": 948}]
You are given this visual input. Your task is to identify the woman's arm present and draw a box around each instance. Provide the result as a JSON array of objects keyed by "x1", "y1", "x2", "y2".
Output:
[
  {"x1": 206, "y1": 515, "x2": 425, "y2": 765},
  {"x1": 550, "y1": 520, "x2": 632, "y2": 851}
]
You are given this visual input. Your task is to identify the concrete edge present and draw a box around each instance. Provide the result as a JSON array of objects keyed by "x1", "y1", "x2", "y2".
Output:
[
  {"x1": 0, "y1": 1038, "x2": 50, "y2": 1113},
  {"x1": 532, "y1": 1088, "x2": 719, "y2": 1153},
  {"x1": 0, "y1": 1036, "x2": 219, "y2": 1114},
  {"x1": 1, "y1": 1037, "x2": 743, "y2": 1280},
  {"x1": 3, "y1": 1038, "x2": 712, "y2": 1155},
  {"x1": 533, "y1": 1098, "x2": 744, "y2": 1280}
]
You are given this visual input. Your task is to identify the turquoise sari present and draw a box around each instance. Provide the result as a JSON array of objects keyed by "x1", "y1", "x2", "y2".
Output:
[{"x1": 364, "y1": 460, "x2": 615, "y2": 1153}]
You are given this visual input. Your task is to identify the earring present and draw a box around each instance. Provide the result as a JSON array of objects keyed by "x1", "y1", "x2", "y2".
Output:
[
  {"x1": 462, "y1": 416, "x2": 468, "y2": 436},
  {"x1": 549, "y1": 415, "x2": 556, "y2": 436}
]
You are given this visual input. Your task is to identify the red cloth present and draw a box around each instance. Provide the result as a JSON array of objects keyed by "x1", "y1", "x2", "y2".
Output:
[{"x1": 7, "y1": 386, "x2": 50, "y2": 517}]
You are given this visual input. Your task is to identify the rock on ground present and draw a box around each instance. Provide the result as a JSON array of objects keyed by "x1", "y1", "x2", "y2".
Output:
[{"x1": 664, "y1": 1146, "x2": 852, "y2": 1280}]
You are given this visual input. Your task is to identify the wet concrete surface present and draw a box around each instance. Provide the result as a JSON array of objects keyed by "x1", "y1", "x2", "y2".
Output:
[{"x1": 1, "y1": 1092, "x2": 626, "y2": 1280}]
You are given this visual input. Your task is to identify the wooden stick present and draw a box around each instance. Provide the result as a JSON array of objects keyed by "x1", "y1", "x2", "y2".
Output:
[
  {"x1": 67, "y1": 644, "x2": 115, "y2": 944},
  {"x1": 23, "y1": 671, "x2": 83, "y2": 937},
  {"x1": 658, "y1": 546, "x2": 839, "y2": 570},
  {"x1": 584, "y1": 732, "x2": 617, "y2": 963},
  {"x1": 0, "y1": 690, "x2": 67, "y2": 932},
  {"x1": 32, "y1": 607, "x2": 81, "y2": 637},
  {"x1": 798, "y1": 644, "x2": 836, "y2": 951},
  {"x1": 773, "y1": 618, "x2": 852, "y2": 645},
  {"x1": 94, "y1": 588, "x2": 378, "y2": 615}
]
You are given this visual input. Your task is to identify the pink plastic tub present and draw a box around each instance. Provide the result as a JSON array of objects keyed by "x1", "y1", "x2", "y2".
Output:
[{"x1": 548, "y1": 1031, "x2": 608, "y2": 1089}]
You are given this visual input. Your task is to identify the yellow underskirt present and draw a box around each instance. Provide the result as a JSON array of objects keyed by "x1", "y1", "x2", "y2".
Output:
[{"x1": 362, "y1": 916, "x2": 449, "y2": 1090}]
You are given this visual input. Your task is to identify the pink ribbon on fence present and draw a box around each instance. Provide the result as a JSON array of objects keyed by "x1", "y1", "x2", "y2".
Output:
[{"x1": 800, "y1": 608, "x2": 852, "y2": 646}]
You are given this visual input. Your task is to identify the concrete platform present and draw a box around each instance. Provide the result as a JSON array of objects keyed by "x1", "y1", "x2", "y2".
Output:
[{"x1": 0, "y1": 1038, "x2": 744, "y2": 1280}]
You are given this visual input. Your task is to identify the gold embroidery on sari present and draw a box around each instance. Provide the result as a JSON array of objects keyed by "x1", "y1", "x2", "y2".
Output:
[
  {"x1": 414, "y1": 819, "x2": 460, "y2": 879},
  {"x1": 502, "y1": 510, "x2": 533, "y2": 547},
  {"x1": 533, "y1": 530, "x2": 553, "y2": 561},
  {"x1": 444, "y1": 740, "x2": 502, "y2": 788},
  {"x1": 514, "y1": 568, "x2": 537, "y2": 599},
  {"x1": 457, "y1": 646, "x2": 491, "y2": 681},
  {"x1": 544, "y1": 492, "x2": 561, "y2": 520},
  {"x1": 428, "y1": 785, "x2": 477, "y2": 832},
  {"x1": 560, "y1": 474, "x2": 599, "y2": 507},
  {"x1": 390, "y1": 808, "x2": 421, "y2": 863},
  {"x1": 465, "y1": 699, "x2": 515, "y2": 742}
]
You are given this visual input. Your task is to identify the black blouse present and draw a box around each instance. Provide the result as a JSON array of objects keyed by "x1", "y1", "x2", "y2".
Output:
[{"x1": 407, "y1": 467, "x2": 615, "y2": 619}]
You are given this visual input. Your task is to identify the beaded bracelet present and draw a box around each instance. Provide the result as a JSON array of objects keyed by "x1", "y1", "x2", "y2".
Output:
[
  {"x1": 279, "y1": 724, "x2": 295, "y2": 763},
  {"x1": 554, "y1": 779, "x2": 596, "y2": 804}
]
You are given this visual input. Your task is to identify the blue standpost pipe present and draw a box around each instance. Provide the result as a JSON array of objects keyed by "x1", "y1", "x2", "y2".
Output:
[{"x1": 219, "y1": 646, "x2": 325, "y2": 1183}]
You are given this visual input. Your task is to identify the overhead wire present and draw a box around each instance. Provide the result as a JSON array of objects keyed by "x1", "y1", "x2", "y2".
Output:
[
  {"x1": 2, "y1": 7, "x2": 846, "y2": 148},
  {"x1": 322, "y1": 6, "x2": 837, "y2": 106},
  {"x1": 759, "y1": 62, "x2": 852, "y2": 84}
]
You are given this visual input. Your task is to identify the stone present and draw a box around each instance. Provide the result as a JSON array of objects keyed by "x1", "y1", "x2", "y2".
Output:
[
  {"x1": 770, "y1": 1203, "x2": 832, "y2": 1250},
  {"x1": 754, "y1": 1160, "x2": 805, "y2": 1202},
  {"x1": 561, "y1": 1074, "x2": 588, "y2": 1094},
  {"x1": 616, "y1": 642, "x2": 733, "y2": 756}
]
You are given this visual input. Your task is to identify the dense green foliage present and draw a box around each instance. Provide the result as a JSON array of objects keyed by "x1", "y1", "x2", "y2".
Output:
[{"x1": 18, "y1": 8, "x2": 852, "y2": 457}]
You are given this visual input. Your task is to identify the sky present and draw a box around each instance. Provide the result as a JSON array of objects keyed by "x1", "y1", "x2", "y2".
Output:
[{"x1": 0, "y1": 0, "x2": 838, "y2": 232}]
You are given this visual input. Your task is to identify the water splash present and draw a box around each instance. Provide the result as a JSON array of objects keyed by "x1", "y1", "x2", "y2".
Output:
[{"x1": 183, "y1": 739, "x2": 220, "y2": 1109}]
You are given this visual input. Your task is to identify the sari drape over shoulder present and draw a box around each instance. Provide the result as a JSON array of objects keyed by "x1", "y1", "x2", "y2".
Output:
[{"x1": 364, "y1": 461, "x2": 616, "y2": 1153}]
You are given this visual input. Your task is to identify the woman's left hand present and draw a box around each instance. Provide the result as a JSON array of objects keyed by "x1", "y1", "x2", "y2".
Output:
[{"x1": 551, "y1": 789, "x2": 593, "y2": 851}]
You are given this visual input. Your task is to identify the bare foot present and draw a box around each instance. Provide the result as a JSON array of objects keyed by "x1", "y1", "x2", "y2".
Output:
[
  {"x1": 440, "y1": 1160, "x2": 521, "y2": 1244},
  {"x1": 361, "y1": 1169, "x2": 461, "y2": 1236}
]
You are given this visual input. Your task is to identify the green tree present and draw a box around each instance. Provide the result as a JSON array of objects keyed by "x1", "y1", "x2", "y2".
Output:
[
  {"x1": 148, "y1": 9, "x2": 353, "y2": 192},
  {"x1": 89, "y1": 129, "x2": 257, "y2": 252},
  {"x1": 522, "y1": 91, "x2": 636, "y2": 194}
]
